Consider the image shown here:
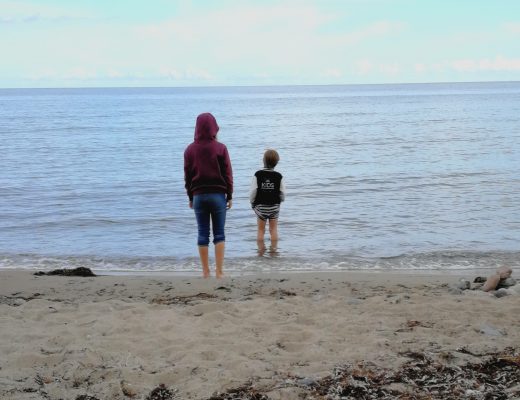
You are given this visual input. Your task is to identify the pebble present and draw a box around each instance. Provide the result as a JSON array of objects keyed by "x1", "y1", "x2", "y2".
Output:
[
  {"x1": 494, "y1": 288, "x2": 511, "y2": 298},
  {"x1": 455, "y1": 279, "x2": 471, "y2": 290},
  {"x1": 13, "y1": 298, "x2": 26, "y2": 306},
  {"x1": 448, "y1": 288, "x2": 463, "y2": 295},
  {"x1": 476, "y1": 324, "x2": 506, "y2": 337},
  {"x1": 297, "y1": 377, "x2": 317, "y2": 388},
  {"x1": 345, "y1": 297, "x2": 363, "y2": 305},
  {"x1": 120, "y1": 380, "x2": 137, "y2": 398},
  {"x1": 497, "y1": 277, "x2": 516, "y2": 288}
]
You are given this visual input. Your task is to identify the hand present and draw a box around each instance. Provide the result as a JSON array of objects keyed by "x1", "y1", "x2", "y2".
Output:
[
  {"x1": 227, "y1": 200, "x2": 232, "y2": 209},
  {"x1": 189, "y1": 201, "x2": 193, "y2": 209}
]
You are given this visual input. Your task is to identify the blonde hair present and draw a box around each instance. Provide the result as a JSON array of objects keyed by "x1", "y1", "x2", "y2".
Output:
[{"x1": 263, "y1": 149, "x2": 280, "y2": 168}]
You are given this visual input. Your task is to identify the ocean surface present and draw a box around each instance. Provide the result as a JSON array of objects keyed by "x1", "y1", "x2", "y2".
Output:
[{"x1": 1, "y1": 82, "x2": 520, "y2": 274}]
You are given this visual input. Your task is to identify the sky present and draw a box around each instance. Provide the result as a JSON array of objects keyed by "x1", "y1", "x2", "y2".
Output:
[{"x1": 1, "y1": 0, "x2": 519, "y2": 88}]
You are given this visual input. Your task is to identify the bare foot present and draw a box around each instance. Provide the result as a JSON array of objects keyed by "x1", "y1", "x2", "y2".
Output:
[{"x1": 215, "y1": 269, "x2": 223, "y2": 279}]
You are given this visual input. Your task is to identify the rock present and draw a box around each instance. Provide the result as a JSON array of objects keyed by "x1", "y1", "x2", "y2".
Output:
[
  {"x1": 494, "y1": 288, "x2": 511, "y2": 298},
  {"x1": 497, "y1": 277, "x2": 516, "y2": 288},
  {"x1": 455, "y1": 279, "x2": 471, "y2": 290},
  {"x1": 510, "y1": 285, "x2": 520, "y2": 295},
  {"x1": 475, "y1": 324, "x2": 506, "y2": 337},
  {"x1": 473, "y1": 276, "x2": 487, "y2": 283},
  {"x1": 120, "y1": 380, "x2": 137, "y2": 398},
  {"x1": 13, "y1": 298, "x2": 26, "y2": 306},
  {"x1": 297, "y1": 377, "x2": 318, "y2": 388},
  {"x1": 482, "y1": 274, "x2": 501, "y2": 292},
  {"x1": 496, "y1": 266, "x2": 512, "y2": 279},
  {"x1": 448, "y1": 288, "x2": 463, "y2": 295}
]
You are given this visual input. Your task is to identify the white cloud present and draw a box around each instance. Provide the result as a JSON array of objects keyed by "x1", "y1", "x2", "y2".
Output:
[
  {"x1": 378, "y1": 62, "x2": 400, "y2": 75},
  {"x1": 0, "y1": 0, "x2": 95, "y2": 23},
  {"x1": 414, "y1": 63, "x2": 426, "y2": 73},
  {"x1": 451, "y1": 56, "x2": 520, "y2": 72},
  {"x1": 503, "y1": 22, "x2": 520, "y2": 34},
  {"x1": 354, "y1": 60, "x2": 374, "y2": 75},
  {"x1": 135, "y1": 3, "x2": 337, "y2": 70},
  {"x1": 323, "y1": 68, "x2": 343, "y2": 78},
  {"x1": 337, "y1": 21, "x2": 405, "y2": 45},
  {"x1": 26, "y1": 67, "x2": 98, "y2": 81}
]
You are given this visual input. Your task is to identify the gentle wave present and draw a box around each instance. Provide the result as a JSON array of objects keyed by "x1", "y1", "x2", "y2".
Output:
[{"x1": 1, "y1": 251, "x2": 518, "y2": 274}]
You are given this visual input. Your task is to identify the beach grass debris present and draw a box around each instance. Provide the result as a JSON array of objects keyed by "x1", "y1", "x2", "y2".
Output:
[
  {"x1": 270, "y1": 289, "x2": 297, "y2": 299},
  {"x1": 151, "y1": 292, "x2": 217, "y2": 305}
]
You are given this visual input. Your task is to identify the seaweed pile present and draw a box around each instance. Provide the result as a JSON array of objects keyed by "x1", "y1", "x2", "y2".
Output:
[
  {"x1": 75, "y1": 384, "x2": 176, "y2": 400},
  {"x1": 65, "y1": 349, "x2": 520, "y2": 399},
  {"x1": 209, "y1": 348, "x2": 520, "y2": 400},
  {"x1": 34, "y1": 267, "x2": 96, "y2": 277},
  {"x1": 146, "y1": 383, "x2": 177, "y2": 400},
  {"x1": 207, "y1": 384, "x2": 269, "y2": 400},
  {"x1": 306, "y1": 351, "x2": 520, "y2": 399}
]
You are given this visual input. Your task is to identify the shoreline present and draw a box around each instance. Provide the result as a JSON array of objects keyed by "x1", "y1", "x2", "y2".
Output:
[
  {"x1": 1, "y1": 268, "x2": 518, "y2": 399},
  {"x1": 0, "y1": 265, "x2": 500, "y2": 278}
]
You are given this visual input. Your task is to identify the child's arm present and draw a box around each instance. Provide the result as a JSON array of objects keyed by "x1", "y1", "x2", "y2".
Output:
[
  {"x1": 280, "y1": 176, "x2": 286, "y2": 202},
  {"x1": 249, "y1": 176, "x2": 257, "y2": 204}
]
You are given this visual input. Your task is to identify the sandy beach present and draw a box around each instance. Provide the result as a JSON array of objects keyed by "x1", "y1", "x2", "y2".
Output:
[{"x1": 1, "y1": 269, "x2": 519, "y2": 399}]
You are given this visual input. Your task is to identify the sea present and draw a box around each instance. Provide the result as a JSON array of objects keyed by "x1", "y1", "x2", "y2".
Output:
[{"x1": 1, "y1": 82, "x2": 520, "y2": 275}]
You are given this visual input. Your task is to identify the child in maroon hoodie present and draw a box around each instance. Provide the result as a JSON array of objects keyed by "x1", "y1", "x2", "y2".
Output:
[{"x1": 184, "y1": 113, "x2": 233, "y2": 278}]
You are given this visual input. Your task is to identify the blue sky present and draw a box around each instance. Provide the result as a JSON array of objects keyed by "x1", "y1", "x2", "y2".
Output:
[{"x1": 1, "y1": 0, "x2": 519, "y2": 87}]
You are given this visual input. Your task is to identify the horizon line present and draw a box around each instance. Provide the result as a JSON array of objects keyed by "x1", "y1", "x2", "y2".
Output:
[{"x1": 1, "y1": 79, "x2": 519, "y2": 91}]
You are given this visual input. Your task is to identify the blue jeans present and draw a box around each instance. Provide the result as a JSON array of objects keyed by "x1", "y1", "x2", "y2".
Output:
[{"x1": 193, "y1": 193, "x2": 227, "y2": 246}]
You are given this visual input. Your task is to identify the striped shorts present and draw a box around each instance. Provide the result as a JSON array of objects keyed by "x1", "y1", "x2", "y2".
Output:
[{"x1": 253, "y1": 204, "x2": 280, "y2": 221}]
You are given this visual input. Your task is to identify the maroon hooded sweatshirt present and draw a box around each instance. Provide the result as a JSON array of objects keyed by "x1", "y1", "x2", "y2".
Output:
[{"x1": 184, "y1": 113, "x2": 233, "y2": 201}]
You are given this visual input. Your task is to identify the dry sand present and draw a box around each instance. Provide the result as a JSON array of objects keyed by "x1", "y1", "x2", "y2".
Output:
[{"x1": 0, "y1": 269, "x2": 519, "y2": 399}]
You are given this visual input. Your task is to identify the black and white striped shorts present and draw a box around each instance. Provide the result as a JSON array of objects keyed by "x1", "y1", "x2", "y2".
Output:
[{"x1": 253, "y1": 204, "x2": 280, "y2": 221}]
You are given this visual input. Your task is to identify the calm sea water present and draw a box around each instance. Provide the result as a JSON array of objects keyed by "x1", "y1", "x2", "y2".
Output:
[{"x1": 1, "y1": 82, "x2": 520, "y2": 273}]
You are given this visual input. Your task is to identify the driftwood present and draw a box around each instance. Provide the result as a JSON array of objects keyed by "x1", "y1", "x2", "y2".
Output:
[{"x1": 480, "y1": 266, "x2": 514, "y2": 292}]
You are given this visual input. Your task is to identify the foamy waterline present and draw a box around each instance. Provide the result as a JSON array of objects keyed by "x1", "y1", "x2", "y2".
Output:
[{"x1": 1, "y1": 250, "x2": 518, "y2": 276}]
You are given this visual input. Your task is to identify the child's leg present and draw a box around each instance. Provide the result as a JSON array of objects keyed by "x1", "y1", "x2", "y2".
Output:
[
  {"x1": 198, "y1": 246, "x2": 210, "y2": 278},
  {"x1": 214, "y1": 242, "x2": 225, "y2": 279},
  {"x1": 257, "y1": 218, "x2": 266, "y2": 241},
  {"x1": 256, "y1": 237, "x2": 266, "y2": 256},
  {"x1": 268, "y1": 218, "x2": 278, "y2": 242}
]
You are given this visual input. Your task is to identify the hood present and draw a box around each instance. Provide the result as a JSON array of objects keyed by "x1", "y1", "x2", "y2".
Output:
[{"x1": 194, "y1": 113, "x2": 219, "y2": 142}]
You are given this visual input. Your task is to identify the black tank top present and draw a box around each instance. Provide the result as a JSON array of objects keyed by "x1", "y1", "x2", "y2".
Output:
[{"x1": 253, "y1": 169, "x2": 282, "y2": 205}]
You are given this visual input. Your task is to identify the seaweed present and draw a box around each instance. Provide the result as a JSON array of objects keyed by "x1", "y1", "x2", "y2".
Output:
[
  {"x1": 34, "y1": 267, "x2": 96, "y2": 277},
  {"x1": 146, "y1": 383, "x2": 176, "y2": 400},
  {"x1": 206, "y1": 348, "x2": 520, "y2": 399}
]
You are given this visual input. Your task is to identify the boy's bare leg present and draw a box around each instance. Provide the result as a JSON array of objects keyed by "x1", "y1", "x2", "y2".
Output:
[
  {"x1": 198, "y1": 246, "x2": 210, "y2": 278},
  {"x1": 215, "y1": 241, "x2": 225, "y2": 279},
  {"x1": 257, "y1": 218, "x2": 266, "y2": 241},
  {"x1": 268, "y1": 218, "x2": 279, "y2": 242},
  {"x1": 257, "y1": 238, "x2": 266, "y2": 256}
]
